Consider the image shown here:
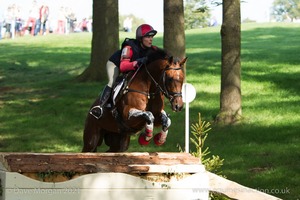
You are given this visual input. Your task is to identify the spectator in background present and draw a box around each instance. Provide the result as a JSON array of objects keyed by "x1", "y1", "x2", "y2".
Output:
[
  {"x1": 68, "y1": 14, "x2": 77, "y2": 33},
  {"x1": 87, "y1": 19, "x2": 92, "y2": 32},
  {"x1": 3, "y1": 5, "x2": 14, "y2": 39},
  {"x1": 15, "y1": 17, "x2": 23, "y2": 37},
  {"x1": 56, "y1": 6, "x2": 66, "y2": 34},
  {"x1": 81, "y1": 18, "x2": 88, "y2": 32},
  {"x1": 123, "y1": 17, "x2": 132, "y2": 32},
  {"x1": 0, "y1": 7, "x2": 3, "y2": 40},
  {"x1": 64, "y1": 7, "x2": 76, "y2": 34},
  {"x1": 24, "y1": 0, "x2": 39, "y2": 36},
  {"x1": 39, "y1": 3, "x2": 49, "y2": 35},
  {"x1": 14, "y1": 5, "x2": 23, "y2": 37},
  {"x1": 210, "y1": 17, "x2": 218, "y2": 27}
]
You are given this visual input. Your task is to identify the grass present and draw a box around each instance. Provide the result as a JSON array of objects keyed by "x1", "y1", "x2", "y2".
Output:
[{"x1": 0, "y1": 23, "x2": 299, "y2": 199}]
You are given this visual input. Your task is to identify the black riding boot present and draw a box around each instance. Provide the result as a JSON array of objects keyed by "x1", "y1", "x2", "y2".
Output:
[{"x1": 90, "y1": 86, "x2": 112, "y2": 119}]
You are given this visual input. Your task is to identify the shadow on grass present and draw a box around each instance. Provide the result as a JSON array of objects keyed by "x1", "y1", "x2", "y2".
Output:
[
  {"x1": 186, "y1": 26, "x2": 300, "y2": 93},
  {"x1": 205, "y1": 122, "x2": 299, "y2": 199},
  {"x1": 0, "y1": 40, "x2": 95, "y2": 152}
]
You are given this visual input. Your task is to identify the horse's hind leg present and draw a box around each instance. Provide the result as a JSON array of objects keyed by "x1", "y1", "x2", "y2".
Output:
[
  {"x1": 154, "y1": 110, "x2": 171, "y2": 146},
  {"x1": 105, "y1": 133, "x2": 130, "y2": 152},
  {"x1": 82, "y1": 132, "x2": 101, "y2": 152},
  {"x1": 82, "y1": 117, "x2": 103, "y2": 152}
]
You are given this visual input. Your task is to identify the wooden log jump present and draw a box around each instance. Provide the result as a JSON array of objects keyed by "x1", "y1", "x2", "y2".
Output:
[
  {"x1": 0, "y1": 152, "x2": 282, "y2": 200},
  {"x1": 0, "y1": 152, "x2": 202, "y2": 174},
  {"x1": 0, "y1": 152, "x2": 208, "y2": 200}
]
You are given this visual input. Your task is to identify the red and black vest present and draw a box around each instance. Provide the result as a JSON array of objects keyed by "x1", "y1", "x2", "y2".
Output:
[{"x1": 109, "y1": 38, "x2": 156, "y2": 68}]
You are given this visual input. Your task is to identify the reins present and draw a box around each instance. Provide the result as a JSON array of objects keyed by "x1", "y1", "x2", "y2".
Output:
[{"x1": 123, "y1": 66, "x2": 153, "y2": 99}]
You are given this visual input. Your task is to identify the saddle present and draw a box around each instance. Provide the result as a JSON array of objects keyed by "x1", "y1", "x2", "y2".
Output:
[
  {"x1": 111, "y1": 74, "x2": 128, "y2": 106},
  {"x1": 110, "y1": 66, "x2": 142, "y2": 107}
]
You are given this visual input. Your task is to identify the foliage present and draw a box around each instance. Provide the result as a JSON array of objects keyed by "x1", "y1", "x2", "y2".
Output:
[
  {"x1": 272, "y1": 0, "x2": 300, "y2": 21},
  {"x1": 190, "y1": 113, "x2": 224, "y2": 175},
  {"x1": 180, "y1": 113, "x2": 227, "y2": 200},
  {"x1": 209, "y1": 0, "x2": 222, "y2": 6},
  {"x1": 184, "y1": 0, "x2": 211, "y2": 29}
]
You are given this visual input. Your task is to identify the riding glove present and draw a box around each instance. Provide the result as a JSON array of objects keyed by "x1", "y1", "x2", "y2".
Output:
[{"x1": 136, "y1": 57, "x2": 148, "y2": 67}]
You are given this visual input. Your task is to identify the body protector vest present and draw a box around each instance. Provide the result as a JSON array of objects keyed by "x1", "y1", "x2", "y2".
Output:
[{"x1": 109, "y1": 38, "x2": 156, "y2": 68}]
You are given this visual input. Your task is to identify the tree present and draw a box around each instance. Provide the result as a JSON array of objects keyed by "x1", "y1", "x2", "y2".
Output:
[
  {"x1": 215, "y1": 0, "x2": 242, "y2": 124},
  {"x1": 272, "y1": 0, "x2": 300, "y2": 22},
  {"x1": 184, "y1": 0, "x2": 211, "y2": 29},
  {"x1": 163, "y1": 0, "x2": 186, "y2": 60},
  {"x1": 77, "y1": 0, "x2": 119, "y2": 82}
]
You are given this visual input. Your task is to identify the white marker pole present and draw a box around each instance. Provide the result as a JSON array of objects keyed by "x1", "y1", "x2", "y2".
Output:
[
  {"x1": 182, "y1": 83, "x2": 196, "y2": 153},
  {"x1": 185, "y1": 91, "x2": 190, "y2": 153}
]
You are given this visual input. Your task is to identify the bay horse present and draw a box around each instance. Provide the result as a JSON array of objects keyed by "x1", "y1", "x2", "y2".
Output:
[{"x1": 82, "y1": 48, "x2": 187, "y2": 152}]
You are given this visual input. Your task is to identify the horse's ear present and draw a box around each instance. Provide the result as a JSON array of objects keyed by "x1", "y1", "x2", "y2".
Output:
[
  {"x1": 168, "y1": 56, "x2": 173, "y2": 64},
  {"x1": 180, "y1": 57, "x2": 188, "y2": 66}
]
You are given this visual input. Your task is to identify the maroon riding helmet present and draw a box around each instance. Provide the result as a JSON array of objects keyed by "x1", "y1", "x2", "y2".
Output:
[{"x1": 136, "y1": 24, "x2": 157, "y2": 41}]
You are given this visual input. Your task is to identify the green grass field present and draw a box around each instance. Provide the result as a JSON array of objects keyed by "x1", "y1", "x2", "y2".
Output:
[{"x1": 0, "y1": 23, "x2": 299, "y2": 199}]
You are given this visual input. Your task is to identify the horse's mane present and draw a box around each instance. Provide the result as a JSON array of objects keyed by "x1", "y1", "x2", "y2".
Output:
[
  {"x1": 146, "y1": 48, "x2": 170, "y2": 63},
  {"x1": 146, "y1": 48, "x2": 181, "y2": 64}
]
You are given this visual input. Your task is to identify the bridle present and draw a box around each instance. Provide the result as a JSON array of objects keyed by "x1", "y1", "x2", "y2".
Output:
[
  {"x1": 124, "y1": 58, "x2": 183, "y2": 102},
  {"x1": 144, "y1": 62, "x2": 183, "y2": 102}
]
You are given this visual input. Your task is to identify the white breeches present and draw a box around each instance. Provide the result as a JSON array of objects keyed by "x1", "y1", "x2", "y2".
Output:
[{"x1": 106, "y1": 61, "x2": 119, "y2": 87}]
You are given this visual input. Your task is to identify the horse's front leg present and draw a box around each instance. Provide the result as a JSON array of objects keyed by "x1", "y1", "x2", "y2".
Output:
[
  {"x1": 154, "y1": 110, "x2": 171, "y2": 146},
  {"x1": 129, "y1": 108, "x2": 155, "y2": 145}
]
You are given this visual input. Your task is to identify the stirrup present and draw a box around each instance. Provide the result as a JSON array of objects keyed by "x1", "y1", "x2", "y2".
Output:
[{"x1": 89, "y1": 105, "x2": 103, "y2": 119}]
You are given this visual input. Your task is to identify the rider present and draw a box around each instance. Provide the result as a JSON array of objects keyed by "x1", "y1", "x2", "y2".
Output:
[{"x1": 90, "y1": 24, "x2": 158, "y2": 119}]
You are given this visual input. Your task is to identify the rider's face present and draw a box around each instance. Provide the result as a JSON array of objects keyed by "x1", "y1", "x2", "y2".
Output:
[{"x1": 141, "y1": 36, "x2": 154, "y2": 48}]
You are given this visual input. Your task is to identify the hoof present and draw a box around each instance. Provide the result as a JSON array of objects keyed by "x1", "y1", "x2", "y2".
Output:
[
  {"x1": 154, "y1": 133, "x2": 166, "y2": 146},
  {"x1": 138, "y1": 133, "x2": 152, "y2": 146}
]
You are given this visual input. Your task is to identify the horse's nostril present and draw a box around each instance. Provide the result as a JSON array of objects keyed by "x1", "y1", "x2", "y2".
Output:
[{"x1": 174, "y1": 104, "x2": 181, "y2": 112}]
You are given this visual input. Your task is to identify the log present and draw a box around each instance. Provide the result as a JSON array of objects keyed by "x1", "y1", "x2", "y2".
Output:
[{"x1": 0, "y1": 152, "x2": 202, "y2": 174}]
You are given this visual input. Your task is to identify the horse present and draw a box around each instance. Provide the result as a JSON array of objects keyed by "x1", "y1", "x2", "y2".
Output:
[{"x1": 82, "y1": 48, "x2": 187, "y2": 152}]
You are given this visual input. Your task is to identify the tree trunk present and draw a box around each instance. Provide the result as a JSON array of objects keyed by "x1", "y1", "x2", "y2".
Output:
[
  {"x1": 216, "y1": 0, "x2": 242, "y2": 125},
  {"x1": 77, "y1": 0, "x2": 119, "y2": 82},
  {"x1": 163, "y1": 0, "x2": 186, "y2": 59}
]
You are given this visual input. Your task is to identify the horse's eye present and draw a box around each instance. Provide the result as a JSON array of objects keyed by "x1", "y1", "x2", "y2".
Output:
[{"x1": 167, "y1": 77, "x2": 173, "y2": 82}]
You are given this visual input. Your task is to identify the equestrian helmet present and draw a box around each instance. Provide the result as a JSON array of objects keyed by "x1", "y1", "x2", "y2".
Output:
[{"x1": 136, "y1": 24, "x2": 157, "y2": 40}]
